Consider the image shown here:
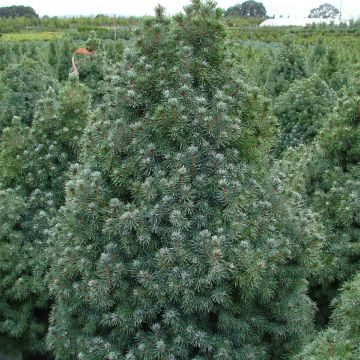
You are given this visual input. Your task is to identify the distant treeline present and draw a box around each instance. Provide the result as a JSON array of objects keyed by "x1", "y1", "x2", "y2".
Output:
[
  {"x1": 0, "y1": 14, "x2": 140, "y2": 33},
  {"x1": 0, "y1": 5, "x2": 39, "y2": 19}
]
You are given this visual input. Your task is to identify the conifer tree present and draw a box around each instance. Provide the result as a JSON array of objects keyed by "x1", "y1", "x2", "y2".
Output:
[
  {"x1": 57, "y1": 38, "x2": 76, "y2": 81},
  {"x1": 104, "y1": 40, "x2": 124, "y2": 64},
  {"x1": 265, "y1": 38, "x2": 309, "y2": 97},
  {"x1": 0, "y1": 42, "x2": 16, "y2": 71},
  {"x1": 0, "y1": 76, "x2": 91, "y2": 357},
  {"x1": 48, "y1": 2, "x2": 323, "y2": 359},
  {"x1": 76, "y1": 31, "x2": 107, "y2": 103},
  {"x1": 21, "y1": 42, "x2": 50, "y2": 69},
  {"x1": 294, "y1": 272, "x2": 360, "y2": 359},
  {"x1": 48, "y1": 40, "x2": 58, "y2": 69},
  {"x1": 310, "y1": 38, "x2": 326, "y2": 68},
  {"x1": 0, "y1": 57, "x2": 57, "y2": 130},
  {"x1": 279, "y1": 68, "x2": 360, "y2": 326},
  {"x1": 318, "y1": 47, "x2": 348, "y2": 91},
  {"x1": 253, "y1": 48, "x2": 275, "y2": 89},
  {"x1": 12, "y1": 43, "x2": 21, "y2": 57},
  {"x1": 0, "y1": 116, "x2": 30, "y2": 188},
  {"x1": 274, "y1": 75, "x2": 335, "y2": 156}
]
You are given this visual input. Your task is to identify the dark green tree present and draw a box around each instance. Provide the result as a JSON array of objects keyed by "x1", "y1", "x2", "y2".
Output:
[
  {"x1": 225, "y1": 1, "x2": 267, "y2": 18},
  {"x1": 48, "y1": 41, "x2": 58, "y2": 69},
  {"x1": 0, "y1": 42, "x2": 16, "y2": 71},
  {"x1": 0, "y1": 5, "x2": 39, "y2": 18},
  {"x1": 318, "y1": 47, "x2": 349, "y2": 91},
  {"x1": 0, "y1": 75, "x2": 91, "y2": 357},
  {"x1": 265, "y1": 39, "x2": 309, "y2": 97},
  {"x1": 56, "y1": 38, "x2": 76, "y2": 81},
  {"x1": 0, "y1": 57, "x2": 57, "y2": 130},
  {"x1": 0, "y1": 117, "x2": 30, "y2": 188},
  {"x1": 279, "y1": 68, "x2": 360, "y2": 327},
  {"x1": 85, "y1": 30, "x2": 102, "y2": 52},
  {"x1": 76, "y1": 31, "x2": 107, "y2": 103},
  {"x1": 104, "y1": 40, "x2": 124, "y2": 64},
  {"x1": 47, "y1": 2, "x2": 323, "y2": 359},
  {"x1": 310, "y1": 38, "x2": 327, "y2": 66},
  {"x1": 274, "y1": 75, "x2": 335, "y2": 155},
  {"x1": 21, "y1": 42, "x2": 49, "y2": 67},
  {"x1": 295, "y1": 273, "x2": 360, "y2": 359},
  {"x1": 253, "y1": 48, "x2": 275, "y2": 89}
]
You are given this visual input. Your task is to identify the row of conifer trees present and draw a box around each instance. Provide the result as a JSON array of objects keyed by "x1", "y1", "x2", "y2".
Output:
[{"x1": 0, "y1": 1, "x2": 359, "y2": 359}]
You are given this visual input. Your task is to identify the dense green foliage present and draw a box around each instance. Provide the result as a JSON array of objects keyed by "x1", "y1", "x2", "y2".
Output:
[
  {"x1": 0, "y1": 14, "x2": 138, "y2": 34},
  {"x1": 0, "y1": 1, "x2": 359, "y2": 359},
  {"x1": 265, "y1": 39, "x2": 309, "y2": 97},
  {"x1": 274, "y1": 75, "x2": 335, "y2": 155},
  {"x1": 295, "y1": 273, "x2": 360, "y2": 359},
  {"x1": 0, "y1": 5, "x2": 38, "y2": 19},
  {"x1": 318, "y1": 47, "x2": 349, "y2": 91},
  {"x1": 76, "y1": 32, "x2": 107, "y2": 102},
  {"x1": 46, "y1": 2, "x2": 323, "y2": 359},
  {"x1": 286, "y1": 75, "x2": 360, "y2": 279},
  {"x1": 0, "y1": 58, "x2": 57, "y2": 130},
  {"x1": 0, "y1": 77, "x2": 90, "y2": 356},
  {"x1": 278, "y1": 69, "x2": 360, "y2": 329}
]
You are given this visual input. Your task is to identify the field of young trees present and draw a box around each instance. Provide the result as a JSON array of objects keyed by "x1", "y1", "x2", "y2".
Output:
[{"x1": 0, "y1": 0, "x2": 360, "y2": 359}]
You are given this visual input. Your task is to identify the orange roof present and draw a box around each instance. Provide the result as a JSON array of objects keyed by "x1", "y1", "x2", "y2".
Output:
[{"x1": 74, "y1": 48, "x2": 93, "y2": 55}]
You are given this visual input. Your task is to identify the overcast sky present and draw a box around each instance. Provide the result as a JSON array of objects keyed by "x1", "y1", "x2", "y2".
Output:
[{"x1": 0, "y1": 0, "x2": 358, "y2": 19}]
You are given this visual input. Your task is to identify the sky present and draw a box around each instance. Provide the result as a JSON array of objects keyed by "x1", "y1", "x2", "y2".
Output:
[{"x1": 0, "y1": 0, "x2": 358, "y2": 19}]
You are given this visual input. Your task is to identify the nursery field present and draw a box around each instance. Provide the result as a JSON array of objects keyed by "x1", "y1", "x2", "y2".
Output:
[
  {"x1": 0, "y1": 31, "x2": 64, "y2": 41},
  {"x1": 1, "y1": 1, "x2": 360, "y2": 360}
]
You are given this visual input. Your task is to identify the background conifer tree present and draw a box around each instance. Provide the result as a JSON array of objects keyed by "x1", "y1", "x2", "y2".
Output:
[
  {"x1": 48, "y1": 41, "x2": 58, "y2": 70},
  {"x1": 104, "y1": 40, "x2": 124, "y2": 64},
  {"x1": 0, "y1": 76, "x2": 91, "y2": 358},
  {"x1": 318, "y1": 47, "x2": 349, "y2": 92},
  {"x1": 48, "y1": 2, "x2": 323, "y2": 359},
  {"x1": 265, "y1": 38, "x2": 309, "y2": 97},
  {"x1": 21, "y1": 44, "x2": 49, "y2": 70},
  {"x1": 294, "y1": 272, "x2": 360, "y2": 359},
  {"x1": 310, "y1": 38, "x2": 326, "y2": 68},
  {"x1": 57, "y1": 38, "x2": 76, "y2": 81},
  {"x1": 279, "y1": 68, "x2": 360, "y2": 327},
  {"x1": 0, "y1": 57, "x2": 57, "y2": 130},
  {"x1": 0, "y1": 117, "x2": 30, "y2": 188},
  {"x1": 274, "y1": 75, "x2": 335, "y2": 156},
  {"x1": 0, "y1": 43, "x2": 16, "y2": 71},
  {"x1": 76, "y1": 31, "x2": 107, "y2": 104}
]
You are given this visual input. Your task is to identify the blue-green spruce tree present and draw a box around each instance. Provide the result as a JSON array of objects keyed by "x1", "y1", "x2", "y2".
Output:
[
  {"x1": 279, "y1": 68, "x2": 360, "y2": 327},
  {"x1": 274, "y1": 75, "x2": 335, "y2": 156},
  {"x1": 0, "y1": 57, "x2": 57, "y2": 130},
  {"x1": 265, "y1": 38, "x2": 308, "y2": 97},
  {"x1": 0, "y1": 76, "x2": 91, "y2": 356},
  {"x1": 295, "y1": 272, "x2": 360, "y2": 359},
  {"x1": 48, "y1": 2, "x2": 323, "y2": 359}
]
